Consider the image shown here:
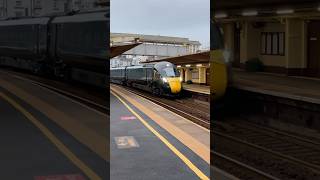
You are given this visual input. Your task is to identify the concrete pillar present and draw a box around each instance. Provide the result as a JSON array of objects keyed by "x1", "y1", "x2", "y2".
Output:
[
  {"x1": 245, "y1": 22, "x2": 260, "y2": 62},
  {"x1": 198, "y1": 67, "x2": 206, "y2": 84},
  {"x1": 239, "y1": 21, "x2": 248, "y2": 63},
  {"x1": 179, "y1": 68, "x2": 184, "y2": 82},
  {"x1": 237, "y1": 21, "x2": 261, "y2": 64},
  {"x1": 222, "y1": 23, "x2": 235, "y2": 58},
  {"x1": 185, "y1": 68, "x2": 192, "y2": 82},
  {"x1": 286, "y1": 18, "x2": 306, "y2": 73}
]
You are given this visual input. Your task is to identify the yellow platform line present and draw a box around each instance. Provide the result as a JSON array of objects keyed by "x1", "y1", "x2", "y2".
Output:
[
  {"x1": 111, "y1": 90, "x2": 209, "y2": 180},
  {"x1": 0, "y1": 92, "x2": 101, "y2": 180}
]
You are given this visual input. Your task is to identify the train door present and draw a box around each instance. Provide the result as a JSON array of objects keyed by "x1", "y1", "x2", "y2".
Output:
[
  {"x1": 152, "y1": 69, "x2": 161, "y2": 95},
  {"x1": 146, "y1": 68, "x2": 153, "y2": 89}
]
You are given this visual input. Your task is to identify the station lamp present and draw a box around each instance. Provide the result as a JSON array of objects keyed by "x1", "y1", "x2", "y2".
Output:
[
  {"x1": 242, "y1": 10, "x2": 258, "y2": 16},
  {"x1": 196, "y1": 64, "x2": 202, "y2": 67},
  {"x1": 177, "y1": 65, "x2": 181, "y2": 68},
  {"x1": 185, "y1": 64, "x2": 191, "y2": 67},
  {"x1": 215, "y1": 13, "x2": 228, "y2": 19},
  {"x1": 276, "y1": 9, "x2": 294, "y2": 14}
]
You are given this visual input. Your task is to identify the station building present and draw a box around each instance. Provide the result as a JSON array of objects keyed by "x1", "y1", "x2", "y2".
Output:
[
  {"x1": 150, "y1": 52, "x2": 210, "y2": 85},
  {"x1": 215, "y1": 1, "x2": 320, "y2": 77},
  {"x1": 0, "y1": 0, "x2": 105, "y2": 17},
  {"x1": 110, "y1": 33, "x2": 201, "y2": 57}
]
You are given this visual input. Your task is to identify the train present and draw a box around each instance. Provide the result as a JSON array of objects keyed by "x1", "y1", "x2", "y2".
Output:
[
  {"x1": 211, "y1": 20, "x2": 232, "y2": 100},
  {"x1": 0, "y1": 10, "x2": 109, "y2": 87},
  {"x1": 110, "y1": 61, "x2": 182, "y2": 96}
]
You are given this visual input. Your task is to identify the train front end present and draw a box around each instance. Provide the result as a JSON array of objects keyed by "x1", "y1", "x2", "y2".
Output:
[
  {"x1": 154, "y1": 61, "x2": 182, "y2": 96},
  {"x1": 211, "y1": 21, "x2": 232, "y2": 100}
]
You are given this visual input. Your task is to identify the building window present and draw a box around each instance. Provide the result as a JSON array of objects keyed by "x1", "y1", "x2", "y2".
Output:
[
  {"x1": 191, "y1": 70, "x2": 199, "y2": 79},
  {"x1": 16, "y1": 1, "x2": 22, "y2": 7},
  {"x1": 261, "y1": 32, "x2": 285, "y2": 56}
]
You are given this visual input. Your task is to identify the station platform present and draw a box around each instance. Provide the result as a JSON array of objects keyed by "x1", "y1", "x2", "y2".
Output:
[
  {"x1": 232, "y1": 69, "x2": 320, "y2": 104},
  {"x1": 0, "y1": 71, "x2": 107, "y2": 179},
  {"x1": 183, "y1": 83, "x2": 210, "y2": 95},
  {"x1": 211, "y1": 166, "x2": 240, "y2": 180},
  {"x1": 110, "y1": 85, "x2": 210, "y2": 180}
]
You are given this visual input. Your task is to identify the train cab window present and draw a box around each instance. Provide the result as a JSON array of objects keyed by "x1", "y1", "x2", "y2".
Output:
[
  {"x1": 155, "y1": 63, "x2": 180, "y2": 77},
  {"x1": 163, "y1": 67, "x2": 176, "y2": 77},
  {"x1": 211, "y1": 21, "x2": 224, "y2": 50}
]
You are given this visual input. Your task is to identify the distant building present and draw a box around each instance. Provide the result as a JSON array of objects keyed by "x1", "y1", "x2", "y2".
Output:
[
  {"x1": 0, "y1": 0, "x2": 106, "y2": 18},
  {"x1": 110, "y1": 55, "x2": 148, "y2": 68}
]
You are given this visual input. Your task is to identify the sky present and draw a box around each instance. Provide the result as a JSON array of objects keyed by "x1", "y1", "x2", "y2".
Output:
[{"x1": 111, "y1": 0, "x2": 210, "y2": 49}]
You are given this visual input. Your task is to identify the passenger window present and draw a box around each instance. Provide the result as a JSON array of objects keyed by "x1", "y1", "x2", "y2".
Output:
[{"x1": 147, "y1": 69, "x2": 153, "y2": 81}]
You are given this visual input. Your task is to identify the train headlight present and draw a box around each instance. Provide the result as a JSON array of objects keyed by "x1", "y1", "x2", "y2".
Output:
[{"x1": 162, "y1": 77, "x2": 168, "y2": 83}]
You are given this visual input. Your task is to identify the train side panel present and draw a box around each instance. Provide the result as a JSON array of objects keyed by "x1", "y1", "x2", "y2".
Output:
[
  {"x1": 110, "y1": 67, "x2": 126, "y2": 84},
  {"x1": 52, "y1": 12, "x2": 108, "y2": 73},
  {"x1": 126, "y1": 66, "x2": 153, "y2": 92},
  {"x1": 0, "y1": 18, "x2": 49, "y2": 71},
  {"x1": 50, "y1": 11, "x2": 109, "y2": 86}
]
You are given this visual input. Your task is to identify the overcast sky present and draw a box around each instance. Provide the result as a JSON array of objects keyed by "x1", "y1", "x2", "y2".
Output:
[{"x1": 111, "y1": 0, "x2": 210, "y2": 49}]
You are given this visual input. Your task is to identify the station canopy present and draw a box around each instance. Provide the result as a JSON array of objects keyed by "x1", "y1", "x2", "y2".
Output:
[
  {"x1": 142, "y1": 51, "x2": 209, "y2": 65},
  {"x1": 110, "y1": 43, "x2": 141, "y2": 59},
  {"x1": 214, "y1": 0, "x2": 320, "y2": 11}
]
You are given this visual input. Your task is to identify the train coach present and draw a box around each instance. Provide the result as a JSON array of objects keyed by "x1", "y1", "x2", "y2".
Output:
[
  {"x1": 0, "y1": 10, "x2": 108, "y2": 87},
  {"x1": 111, "y1": 61, "x2": 182, "y2": 96}
]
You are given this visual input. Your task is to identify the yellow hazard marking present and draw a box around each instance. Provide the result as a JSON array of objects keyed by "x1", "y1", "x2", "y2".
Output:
[
  {"x1": 0, "y1": 92, "x2": 101, "y2": 180},
  {"x1": 111, "y1": 90, "x2": 209, "y2": 180}
]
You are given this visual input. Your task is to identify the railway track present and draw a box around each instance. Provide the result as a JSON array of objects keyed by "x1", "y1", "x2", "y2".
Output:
[
  {"x1": 1, "y1": 70, "x2": 108, "y2": 115},
  {"x1": 29, "y1": 80, "x2": 108, "y2": 114},
  {"x1": 212, "y1": 151, "x2": 280, "y2": 180},
  {"x1": 113, "y1": 84, "x2": 210, "y2": 129},
  {"x1": 213, "y1": 119, "x2": 320, "y2": 179}
]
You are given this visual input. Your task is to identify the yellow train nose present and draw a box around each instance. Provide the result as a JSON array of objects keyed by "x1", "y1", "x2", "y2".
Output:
[
  {"x1": 167, "y1": 77, "x2": 182, "y2": 94},
  {"x1": 211, "y1": 50, "x2": 228, "y2": 99}
]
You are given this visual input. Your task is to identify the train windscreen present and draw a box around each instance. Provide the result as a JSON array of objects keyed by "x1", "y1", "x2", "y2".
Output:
[
  {"x1": 211, "y1": 21, "x2": 224, "y2": 50},
  {"x1": 155, "y1": 62, "x2": 180, "y2": 77}
]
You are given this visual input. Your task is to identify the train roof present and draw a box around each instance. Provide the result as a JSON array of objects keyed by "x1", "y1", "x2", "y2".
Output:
[
  {"x1": 110, "y1": 67, "x2": 126, "y2": 70},
  {"x1": 111, "y1": 62, "x2": 173, "y2": 70},
  {"x1": 126, "y1": 64, "x2": 155, "y2": 69},
  {"x1": 0, "y1": 17, "x2": 50, "y2": 26},
  {"x1": 52, "y1": 11, "x2": 108, "y2": 24}
]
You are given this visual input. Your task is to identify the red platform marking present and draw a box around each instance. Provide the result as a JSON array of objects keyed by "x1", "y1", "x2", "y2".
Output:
[
  {"x1": 34, "y1": 174, "x2": 85, "y2": 180},
  {"x1": 120, "y1": 116, "x2": 136, "y2": 121}
]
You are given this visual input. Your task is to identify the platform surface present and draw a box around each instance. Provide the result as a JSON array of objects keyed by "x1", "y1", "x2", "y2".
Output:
[
  {"x1": 233, "y1": 69, "x2": 320, "y2": 104},
  {"x1": 0, "y1": 71, "x2": 107, "y2": 179},
  {"x1": 183, "y1": 83, "x2": 210, "y2": 95},
  {"x1": 110, "y1": 85, "x2": 210, "y2": 179}
]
